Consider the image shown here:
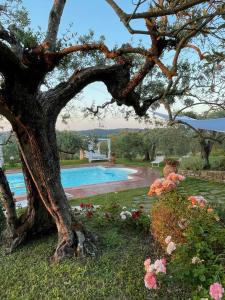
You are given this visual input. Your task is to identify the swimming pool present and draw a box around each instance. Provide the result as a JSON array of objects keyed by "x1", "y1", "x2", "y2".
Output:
[{"x1": 6, "y1": 166, "x2": 137, "y2": 196}]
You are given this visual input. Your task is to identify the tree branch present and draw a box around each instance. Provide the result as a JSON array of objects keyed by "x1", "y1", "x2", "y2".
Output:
[
  {"x1": 41, "y1": 58, "x2": 157, "y2": 119},
  {"x1": 121, "y1": 59, "x2": 154, "y2": 97},
  {"x1": 106, "y1": 0, "x2": 206, "y2": 21},
  {"x1": 86, "y1": 99, "x2": 116, "y2": 116},
  {"x1": 41, "y1": 63, "x2": 128, "y2": 118},
  {"x1": 44, "y1": 0, "x2": 66, "y2": 51},
  {"x1": 57, "y1": 43, "x2": 153, "y2": 60},
  {"x1": 172, "y1": 16, "x2": 214, "y2": 74},
  {"x1": 0, "y1": 130, "x2": 13, "y2": 146}
]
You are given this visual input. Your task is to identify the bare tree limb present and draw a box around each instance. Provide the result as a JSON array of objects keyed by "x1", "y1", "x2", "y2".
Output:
[
  {"x1": 172, "y1": 16, "x2": 214, "y2": 74},
  {"x1": 41, "y1": 63, "x2": 127, "y2": 118},
  {"x1": 0, "y1": 130, "x2": 13, "y2": 146},
  {"x1": 106, "y1": 0, "x2": 206, "y2": 21},
  {"x1": 86, "y1": 99, "x2": 116, "y2": 116},
  {"x1": 57, "y1": 43, "x2": 153, "y2": 60},
  {"x1": 44, "y1": 0, "x2": 66, "y2": 51}
]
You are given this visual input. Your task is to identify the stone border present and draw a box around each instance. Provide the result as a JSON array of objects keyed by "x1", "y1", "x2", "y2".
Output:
[{"x1": 179, "y1": 169, "x2": 225, "y2": 183}]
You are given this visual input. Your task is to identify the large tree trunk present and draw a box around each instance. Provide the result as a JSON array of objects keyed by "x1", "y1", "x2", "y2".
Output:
[
  {"x1": 149, "y1": 143, "x2": 156, "y2": 161},
  {"x1": 200, "y1": 139, "x2": 213, "y2": 170},
  {"x1": 143, "y1": 151, "x2": 150, "y2": 161},
  {"x1": 9, "y1": 119, "x2": 96, "y2": 261},
  {"x1": 0, "y1": 158, "x2": 54, "y2": 253}
]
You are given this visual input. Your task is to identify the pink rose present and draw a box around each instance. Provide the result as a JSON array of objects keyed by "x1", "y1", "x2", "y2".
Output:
[
  {"x1": 166, "y1": 241, "x2": 176, "y2": 255},
  {"x1": 178, "y1": 174, "x2": 185, "y2": 181},
  {"x1": 188, "y1": 195, "x2": 207, "y2": 208},
  {"x1": 209, "y1": 283, "x2": 224, "y2": 300},
  {"x1": 166, "y1": 172, "x2": 177, "y2": 181},
  {"x1": 166, "y1": 173, "x2": 185, "y2": 182},
  {"x1": 153, "y1": 178, "x2": 164, "y2": 188},
  {"x1": 144, "y1": 258, "x2": 151, "y2": 271},
  {"x1": 162, "y1": 179, "x2": 176, "y2": 191},
  {"x1": 154, "y1": 258, "x2": 166, "y2": 274},
  {"x1": 165, "y1": 235, "x2": 172, "y2": 244},
  {"x1": 155, "y1": 188, "x2": 163, "y2": 196},
  {"x1": 144, "y1": 272, "x2": 157, "y2": 289}
]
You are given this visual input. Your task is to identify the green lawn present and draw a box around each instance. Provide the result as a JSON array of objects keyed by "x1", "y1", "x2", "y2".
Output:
[
  {"x1": 0, "y1": 227, "x2": 152, "y2": 300},
  {"x1": 1, "y1": 171, "x2": 225, "y2": 299},
  {"x1": 0, "y1": 188, "x2": 152, "y2": 300}
]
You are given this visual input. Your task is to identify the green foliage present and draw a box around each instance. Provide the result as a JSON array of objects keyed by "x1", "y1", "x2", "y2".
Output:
[
  {"x1": 167, "y1": 208, "x2": 225, "y2": 299},
  {"x1": 111, "y1": 127, "x2": 191, "y2": 161},
  {"x1": 211, "y1": 157, "x2": 225, "y2": 171},
  {"x1": 113, "y1": 131, "x2": 143, "y2": 160},
  {"x1": 0, "y1": 180, "x2": 224, "y2": 299},
  {"x1": 180, "y1": 156, "x2": 203, "y2": 171},
  {"x1": 3, "y1": 136, "x2": 19, "y2": 164},
  {"x1": 57, "y1": 131, "x2": 97, "y2": 160},
  {"x1": 125, "y1": 210, "x2": 150, "y2": 233},
  {"x1": 150, "y1": 185, "x2": 225, "y2": 299},
  {"x1": 211, "y1": 147, "x2": 225, "y2": 157}
]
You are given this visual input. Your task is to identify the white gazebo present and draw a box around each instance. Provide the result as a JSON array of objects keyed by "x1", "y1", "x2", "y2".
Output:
[{"x1": 85, "y1": 138, "x2": 111, "y2": 162}]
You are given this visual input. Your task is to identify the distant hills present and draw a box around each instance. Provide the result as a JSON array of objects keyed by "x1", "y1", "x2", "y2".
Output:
[
  {"x1": 0, "y1": 128, "x2": 145, "y2": 139},
  {"x1": 78, "y1": 128, "x2": 144, "y2": 137}
]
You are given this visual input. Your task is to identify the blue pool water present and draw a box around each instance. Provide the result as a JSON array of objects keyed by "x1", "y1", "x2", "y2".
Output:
[{"x1": 6, "y1": 166, "x2": 136, "y2": 196}]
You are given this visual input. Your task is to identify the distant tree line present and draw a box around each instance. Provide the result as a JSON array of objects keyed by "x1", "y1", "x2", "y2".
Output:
[{"x1": 2, "y1": 126, "x2": 225, "y2": 165}]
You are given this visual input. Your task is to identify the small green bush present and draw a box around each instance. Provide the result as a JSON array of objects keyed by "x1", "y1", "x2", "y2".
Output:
[
  {"x1": 168, "y1": 209, "x2": 225, "y2": 299},
  {"x1": 210, "y1": 148, "x2": 225, "y2": 156},
  {"x1": 180, "y1": 156, "x2": 203, "y2": 171},
  {"x1": 211, "y1": 157, "x2": 225, "y2": 171}
]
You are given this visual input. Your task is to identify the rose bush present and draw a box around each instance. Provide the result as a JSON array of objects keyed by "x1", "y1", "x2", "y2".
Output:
[{"x1": 146, "y1": 173, "x2": 225, "y2": 299}]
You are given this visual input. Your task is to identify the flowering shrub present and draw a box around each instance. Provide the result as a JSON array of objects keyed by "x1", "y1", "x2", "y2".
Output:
[
  {"x1": 120, "y1": 210, "x2": 132, "y2": 220},
  {"x1": 148, "y1": 173, "x2": 185, "y2": 196},
  {"x1": 76, "y1": 201, "x2": 150, "y2": 233},
  {"x1": 79, "y1": 202, "x2": 95, "y2": 218},
  {"x1": 167, "y1": 208, "x2": 225, "y2": 299},
  {"x1": 80, "y1": 203, "x2": 94, "y2": 209},
  {"x1": 188, "y1": 195, "x2": 207, "y2": 208},
  {"x1": 147, "y1": 173, "x2": 225, "y2": 299},
  {"x1": 150, "y1": 190, "x2": 188, "y2": 246},
  {"x1": 120, "y1": 206, "x2": 150, "y2": 232}
]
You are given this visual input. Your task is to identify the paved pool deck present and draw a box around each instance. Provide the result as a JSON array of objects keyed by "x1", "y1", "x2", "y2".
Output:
[{"x1": 9, "y1": 163, "x2": 160, "y2": 203}]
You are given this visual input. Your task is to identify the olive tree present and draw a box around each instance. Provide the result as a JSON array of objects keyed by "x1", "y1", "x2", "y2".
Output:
[{"x1": 0, "y1": 0, "x2": 224, "y2": 261}]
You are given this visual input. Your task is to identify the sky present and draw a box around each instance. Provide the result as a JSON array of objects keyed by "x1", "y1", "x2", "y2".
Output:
[
  {"x1": 20, "y1": 0, "x2": 158, "y2": 131},
  {"x1": 1, "y1": 1, "x2": 198, "y2": 131}
]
